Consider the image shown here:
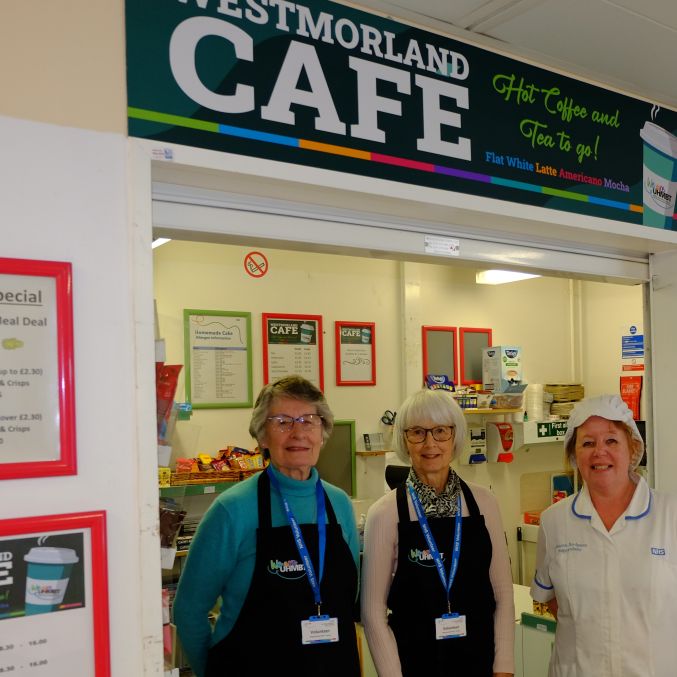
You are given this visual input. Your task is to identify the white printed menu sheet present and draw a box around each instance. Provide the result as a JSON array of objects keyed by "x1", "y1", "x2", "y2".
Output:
[
  {"x1": 336, "y1": 322, "x2": 375, "y2": 385},
  {"x1": 0, "y1": 272, "x2": 62, "y2": 466},
  {"x1": 263, "y1": 315, "x2": 324, "y2": 390},
  {"x1": 184, "y1": 310, "x2": 253, "y2": 408}
]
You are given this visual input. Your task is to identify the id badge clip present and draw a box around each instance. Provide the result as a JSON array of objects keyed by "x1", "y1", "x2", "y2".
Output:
[
  {"x1": 301, "y1": 615, "x2": 339, "y2": 644},
  {"x1": 435, "y1": 612, "x2": 467, "y2": 640}
]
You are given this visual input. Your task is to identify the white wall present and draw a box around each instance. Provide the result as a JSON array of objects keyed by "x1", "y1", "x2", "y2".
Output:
[
  {"x1": 580, "y1": 279, "x2": 645, "y2": 395},
  {"x1": 0, "y1": 116, "x2": 153, "y2": 675},
  {"x1": 154, "y1": 242, "x2": 598, "y2": 454},
  {"x1": 153, "y1": 240, "x2": 403, "y2": 457}
]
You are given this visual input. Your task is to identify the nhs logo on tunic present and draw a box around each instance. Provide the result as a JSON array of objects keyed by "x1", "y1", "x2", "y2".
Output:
[{"x1": 651, "y1": 547, "x2": 666, "y2": 556}]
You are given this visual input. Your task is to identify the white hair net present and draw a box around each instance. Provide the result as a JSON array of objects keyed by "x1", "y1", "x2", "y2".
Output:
[{"x1": 563, "y1": 394, "x2": 644, "y2": 469}]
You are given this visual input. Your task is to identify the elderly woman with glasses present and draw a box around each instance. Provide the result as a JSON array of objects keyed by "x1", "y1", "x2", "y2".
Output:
[
  {"x1": 174, "y1": 376, "x2": 361, "y2": 677},
  {"x1": 361, "y1": 388, "x2": 515, "y2": 677}
]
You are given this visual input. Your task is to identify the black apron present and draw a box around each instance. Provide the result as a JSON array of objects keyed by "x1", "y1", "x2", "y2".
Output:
[
  {"x1": 387, "y1": 478, "x2": 496, "y2": 677},
  {"x1": 205, "y1": 471, "x2": 360, "y2": 676}
]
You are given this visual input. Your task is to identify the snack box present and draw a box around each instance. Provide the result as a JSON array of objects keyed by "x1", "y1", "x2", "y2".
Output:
[{"x1": 482, "y1": 345, "x2": 522, "y2": 393}]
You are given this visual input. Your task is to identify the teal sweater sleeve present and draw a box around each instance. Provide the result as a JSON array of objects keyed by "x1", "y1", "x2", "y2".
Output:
[{"x1": 173, "y1": 466, "x2": 359, "y2": 677}]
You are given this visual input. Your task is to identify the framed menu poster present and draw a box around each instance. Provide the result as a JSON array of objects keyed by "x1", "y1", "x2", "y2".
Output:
[
  {"x1": 0, "y1": 511, "x2": 110, "y2": 676},
  {"x1": 0, "y1": 258, "x2": 76, "y2": 479},
  {"x1": 262, "y1": 314, "x2": 324, "y2": 390},
  {"x1": 335, "y1": 321, "x2": 376, "y2": 386},
  {"x1": 183, "y1": 309, "x2": 253, "y2": 408}
]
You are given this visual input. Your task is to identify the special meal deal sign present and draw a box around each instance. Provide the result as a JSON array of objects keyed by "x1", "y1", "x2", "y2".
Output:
[{"x1": 126, "y1": 0, "x2": 677, "y2": 230}]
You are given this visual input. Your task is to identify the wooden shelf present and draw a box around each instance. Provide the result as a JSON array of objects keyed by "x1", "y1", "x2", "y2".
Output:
[
  {"x1": 159, "y1": 481, "x2": 238, "y2": 498},
  {"x1": 356, "y1": 450, "x2": 390, "y2": 457},
  {"x1": 463, "y1": 408, "x2": 522, "y2": 415}
]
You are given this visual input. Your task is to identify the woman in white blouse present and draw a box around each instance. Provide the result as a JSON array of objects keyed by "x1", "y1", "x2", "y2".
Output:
[{"x1": 361, "y1": 388, "x2": 514, "y2": 676}]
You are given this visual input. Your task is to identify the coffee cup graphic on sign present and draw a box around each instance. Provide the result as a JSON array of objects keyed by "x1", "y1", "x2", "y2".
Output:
[
  {"x1": 300, "y1": 323, "x2": 315, "y2": 344},
  {"x1": 24, "y1": 547, "x2": 79, "y2": 615},
  {"x1": 640, "y1": 121, "x2": 677, "y2": 229}
]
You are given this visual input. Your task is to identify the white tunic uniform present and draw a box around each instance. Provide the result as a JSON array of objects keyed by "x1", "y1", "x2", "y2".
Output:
[{"x1": 531, "y1": 475, "x2": 677, "y2": 677}]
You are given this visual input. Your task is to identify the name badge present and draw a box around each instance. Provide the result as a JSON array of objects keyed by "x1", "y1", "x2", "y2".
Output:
[
  {"x1": 435, "y1": 613, "x2": 467, "y2": 640},
  {"x1": 301, "y1": 615, "x2": 339, "y2": 644}
]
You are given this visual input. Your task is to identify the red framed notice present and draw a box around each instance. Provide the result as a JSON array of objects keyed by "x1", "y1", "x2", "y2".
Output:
[
  {"x1": 0, "y1": 258, "x2": 76, "y2": 479},
  {"x1": 262, "y1": 314, "x2": 324, "y2": 390},
  {"x1": 422, "y1": 326, "x2": 457, "y2": 386},
  {"x1": 0, "y1": 511, "x2": 110, "y2": 676},
  {"x1": 459, "y1": 327, "x2": 493, "y2": 385},
  {"x1": 335, "y1": 321, "x2": 376, "y2": 386}
]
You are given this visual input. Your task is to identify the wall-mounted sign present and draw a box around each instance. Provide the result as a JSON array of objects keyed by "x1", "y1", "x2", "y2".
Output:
[
  {"x1": 126, "y1": 0, "x2": 677, "y2": 231},
  {"x1": 0, "y1": 511, "x2": 110, "y2": 676},
  {"x1": 183, "y1": 309, "x2": 253, "y2": 408},
  {"x1": 335, "y1": 321, "x2": 375, "y2": 386},
  {"x1": 243, "y1": 251, "x2": 269, "y2": 278},
  {"x1": 620, "y1": 322, "x2": 645, "y2": 372},
  {"x1": 263, "y1": 313, "x2": 324, "y2": 390},
  {"x1": 0, "y1": 258, "x2": 76, "y2": 480}
]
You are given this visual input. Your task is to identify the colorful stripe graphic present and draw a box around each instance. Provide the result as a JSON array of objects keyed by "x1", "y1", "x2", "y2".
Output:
[{"x1": 129, "y1": 107, "x2": 664, "y2": 218}]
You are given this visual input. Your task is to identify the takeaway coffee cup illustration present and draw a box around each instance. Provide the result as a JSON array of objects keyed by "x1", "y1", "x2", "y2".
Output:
[
  {"x1": 300, "y1": 323, "x2": 315, "y2": 344},
  {"x1": 360, "y1": 327, "x2": 372, "y2": 344},
  {"x1": 24, "y1": 547, "x2": 79, "y2": 615},
  {"x1": 640, "y1": 121, "x2": 677, "y2": 228}
]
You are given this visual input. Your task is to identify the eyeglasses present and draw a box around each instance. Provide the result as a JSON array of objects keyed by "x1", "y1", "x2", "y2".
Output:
[
  {"x1": 266, "y1": 414, "x2": 324, "y2": 433},
  {"x1": 404, "y1": 426, "x2": 455, "y2": 444}
]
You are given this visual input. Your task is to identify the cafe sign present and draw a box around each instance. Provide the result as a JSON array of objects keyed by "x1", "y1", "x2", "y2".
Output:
[{"x1": 126, "y1": 0, "x2": 677, "y2": 231}]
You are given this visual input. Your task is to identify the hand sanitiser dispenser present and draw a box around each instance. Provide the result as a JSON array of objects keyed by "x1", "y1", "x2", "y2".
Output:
[{"x1": 486, "y1": 422, "x2": 514, "y2": 463}]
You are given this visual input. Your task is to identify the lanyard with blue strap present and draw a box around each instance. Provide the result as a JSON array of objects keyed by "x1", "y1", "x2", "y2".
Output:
[
  {"x1": 407, "y1": 480, "x2": 462, "y2": 615},
  {"x1": 267, "y1": 467, "x2": 327, "y2": 616}
]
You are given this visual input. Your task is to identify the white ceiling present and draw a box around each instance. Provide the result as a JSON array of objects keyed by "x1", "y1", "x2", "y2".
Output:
[{"x1": 349, "y1": 0, "x2": 677, "y2": 110}]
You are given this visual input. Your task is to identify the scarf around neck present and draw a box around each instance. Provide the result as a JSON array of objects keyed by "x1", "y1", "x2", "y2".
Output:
[{"x1": 407, "y1": 465, "x2": 461, "y2": 518}]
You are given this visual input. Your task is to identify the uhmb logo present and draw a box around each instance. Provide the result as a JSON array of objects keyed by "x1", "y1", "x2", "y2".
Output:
[
  {"x1": 267, "y1": 559, "x2": 307, "y2": 580},
  {"x1": 409, "y1": 548, "x2": 444, "y2": 567}
]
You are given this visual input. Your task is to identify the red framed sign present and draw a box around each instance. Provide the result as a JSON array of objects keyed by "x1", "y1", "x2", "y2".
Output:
[
  {"x1": 0, "y1": 258, "x2": 76, "y2": 479},
  {"x1": 262, "y1": 313, "x2": 324, "y2": 390},
  {"x1": 0, "y1": 511, "x2": 110, "y2": 676},
  {"x1": 422, "y1": 326, "x2": 457, "y2": 386},
  {"x1": 459, "y1": 327, "x2": 493, "y2": 385},
  {"x1": 335, "y1": 321, "x2": 376, "y2": 386}
]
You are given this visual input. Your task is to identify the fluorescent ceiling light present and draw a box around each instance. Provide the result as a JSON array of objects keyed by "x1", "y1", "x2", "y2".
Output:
[
  {"x1": 152, "y1": 237, "x2": 171, "y2": 249},
  {"x1": 476, "y1": 269, "x2": 540, "y2": 285}
]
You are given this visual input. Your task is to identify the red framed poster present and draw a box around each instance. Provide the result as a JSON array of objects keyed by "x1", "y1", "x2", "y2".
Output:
[
  {"x1": 0, "y1": 258, "x2": 76, "y2": 479},
  {"x1": 459, "y1": 327, "x2": 493, "y2": 385},
  {"x1": 335, "y1": 321, "x2": 376, "y2": 386},
  {"x1": 422, "y1": 326, "x2": 457, "y2": 386},
  {"x1": 0, "y1": 511, "x2": 110, "y2": 676},
  {"x1": 262, "y1": 313, "x2": 324, "y2": 390}
]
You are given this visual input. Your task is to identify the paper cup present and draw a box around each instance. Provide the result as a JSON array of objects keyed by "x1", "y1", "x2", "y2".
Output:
[
  {"x1": 640, "y1": 122, "x2": 677, "y2": 228},
  {"x1": 300, "y1": 323, "x2": 314, "y2": 344},
  {"x1": 24, "y1": 547, "x2": 79, "y2": 615},
  {"x1": 360, "y1": 327, "x2": 371, "y2": 344}
]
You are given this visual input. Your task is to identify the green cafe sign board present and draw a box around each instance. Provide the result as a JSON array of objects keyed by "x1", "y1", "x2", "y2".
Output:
[{"x1": 126, "y1": 0, "x2": 677, "y2": 231}]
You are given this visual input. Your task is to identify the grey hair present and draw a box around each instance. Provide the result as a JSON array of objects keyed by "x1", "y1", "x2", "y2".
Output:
[
  {"x1": 249, "y1": 375, "x2": 334, "y2": 447},
  {"x1": 393, "y1": 388, "x2": 467, "y2": 464}
]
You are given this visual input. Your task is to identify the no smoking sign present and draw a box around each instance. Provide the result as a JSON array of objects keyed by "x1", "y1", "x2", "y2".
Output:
[{"x1": 244, "y1": 251, "x2": 269, "y2": 278}]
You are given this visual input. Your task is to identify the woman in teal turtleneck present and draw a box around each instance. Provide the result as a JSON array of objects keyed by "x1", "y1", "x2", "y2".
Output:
[{"x1": 174, "y1": 376, "x2": 360, "y2": 677}]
